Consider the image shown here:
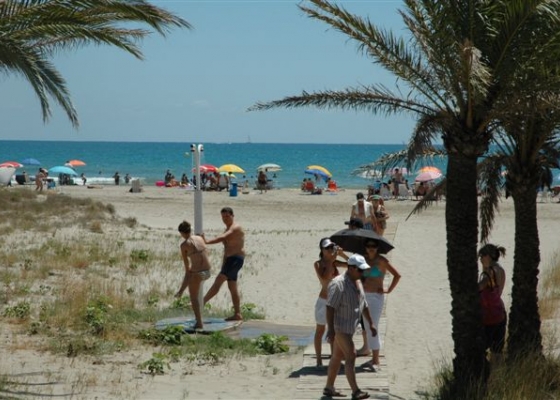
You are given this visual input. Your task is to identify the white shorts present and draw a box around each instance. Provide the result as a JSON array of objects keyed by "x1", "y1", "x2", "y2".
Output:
[
  {"x1": 364, "y1": 292, "x2": 384, "y2": 350},
  {"x1": 315, "y1": 297, "x2": 327, "y2": 325}
]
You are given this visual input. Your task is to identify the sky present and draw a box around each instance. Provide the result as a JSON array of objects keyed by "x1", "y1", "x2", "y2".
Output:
[{"x1": 1, "y1": 0, "x2": 417, "y2": 144}]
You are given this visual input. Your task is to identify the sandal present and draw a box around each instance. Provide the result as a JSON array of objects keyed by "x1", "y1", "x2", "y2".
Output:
[
  {"x1": 351, "y1": 389, "x2": 370, "y2": 400},
  {"x1": 323, "y1": 387, "x2": 347, "y2": 397}
]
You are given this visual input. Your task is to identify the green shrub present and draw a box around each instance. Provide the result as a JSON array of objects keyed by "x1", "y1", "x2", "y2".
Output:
[
  {"x1": 254, "y1": 333, "x2": 289, "y2": 354},
  {"x1": 3, "y1": 301, "x2": 31, "y2": 319},
  {"x1": 138, "y1": 353, "x2": 170, "y2": 375}
]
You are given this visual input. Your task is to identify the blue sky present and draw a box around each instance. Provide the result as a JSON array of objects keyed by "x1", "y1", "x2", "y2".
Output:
[{"x1": 1, "y1": 0, "x2": 416, "y2": 144}]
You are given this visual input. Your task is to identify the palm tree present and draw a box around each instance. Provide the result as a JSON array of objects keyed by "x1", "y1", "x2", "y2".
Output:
[
  {"x1": 0, "y1": 0, "x2": 191, "y2": 127},
  {"x1": 479, "y1": 103, "x2": 560, "y2": 360},
  {"x1": 250, "y1": 0, "x2": 560, "y2": 395}
]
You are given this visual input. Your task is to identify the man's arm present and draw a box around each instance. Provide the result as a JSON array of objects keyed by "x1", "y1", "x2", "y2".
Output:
[{"x1": 203, "y1": 226, "x2": 235, "y2": 245}]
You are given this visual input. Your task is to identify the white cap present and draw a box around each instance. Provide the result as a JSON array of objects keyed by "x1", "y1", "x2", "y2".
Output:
[
  {"x1": 347, "y1": 254, "x2": 370, "y2": 270},
  {"x1": 320, "y1": 238, "x2": 335, "y2": 248}
]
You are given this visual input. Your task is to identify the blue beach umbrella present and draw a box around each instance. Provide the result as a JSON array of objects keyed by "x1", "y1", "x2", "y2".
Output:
[
  {"x1": 21, "y1": 158, "x2": 41, "y2": 166},
  {"x1": 49, "y1": 166, "x2": 78, "y2": 176}
]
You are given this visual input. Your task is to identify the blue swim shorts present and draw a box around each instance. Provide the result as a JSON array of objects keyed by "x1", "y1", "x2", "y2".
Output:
[{"x1": 220, "y1": 255, "x2": 244, "y2": 281}]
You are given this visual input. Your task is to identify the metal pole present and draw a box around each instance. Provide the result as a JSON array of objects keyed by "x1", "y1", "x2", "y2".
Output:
[{"x1": 191, "y1": 144, "x2": 204, "y2": 235}]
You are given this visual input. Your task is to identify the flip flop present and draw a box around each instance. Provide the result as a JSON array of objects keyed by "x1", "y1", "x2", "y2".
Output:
[
  {"x1": 323, "y1": 387, "x2": 347, "y2": 397},
  {"x1": 351, "y1": 389, "x2": 370, "y2": 400}
]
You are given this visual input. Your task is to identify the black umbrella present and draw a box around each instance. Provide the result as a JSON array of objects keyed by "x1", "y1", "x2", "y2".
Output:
[{"x1": 330, "y1": 228, "x2": 394, "y2": 255}]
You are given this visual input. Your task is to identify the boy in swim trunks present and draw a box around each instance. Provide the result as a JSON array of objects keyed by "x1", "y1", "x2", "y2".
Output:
[{"x1": 202, "y1": 207, "x2": 246, "y2": 321}]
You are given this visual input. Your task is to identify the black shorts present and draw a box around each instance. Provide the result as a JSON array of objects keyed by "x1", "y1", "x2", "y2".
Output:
[
  {"x1": 219, "y1": 255, "x2": 244, "y2": 281},
  {"x1": 484, "y1": 318, "x2": 507, "y2": 353}
]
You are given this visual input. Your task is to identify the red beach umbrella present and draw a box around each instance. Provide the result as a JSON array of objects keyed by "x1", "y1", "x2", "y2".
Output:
[
  {"x1": 0, "y1": 161, "x2": 23, "y2": 168},
  {"x1": 65, "y1": 159, "x2": 86, "y2": 167}
]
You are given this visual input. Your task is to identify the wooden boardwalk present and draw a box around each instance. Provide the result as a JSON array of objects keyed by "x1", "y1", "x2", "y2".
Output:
[{"x1": 295, "y1": 225, "x2": 397, "y2": 400}]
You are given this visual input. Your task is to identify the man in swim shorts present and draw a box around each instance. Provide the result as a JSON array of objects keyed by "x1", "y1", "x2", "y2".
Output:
[{"x1": 202, "y1": 207, "x2": 245, "y2": 321}]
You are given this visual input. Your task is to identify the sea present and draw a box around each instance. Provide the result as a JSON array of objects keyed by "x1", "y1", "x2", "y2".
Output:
[{"x1": 1, "y1": 141, "x2": 425, "y2": 189}]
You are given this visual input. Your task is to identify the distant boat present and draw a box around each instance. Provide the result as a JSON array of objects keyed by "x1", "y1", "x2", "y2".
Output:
[{"x1": 246, "y1": 135, "x2": 252, "y2": 144}]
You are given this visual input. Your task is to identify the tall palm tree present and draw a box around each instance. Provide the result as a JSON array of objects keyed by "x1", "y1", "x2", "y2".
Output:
[
  {"x1": 250, "y1": 0, "x2": 560, "y2": 395},
  {"x1": 0, "y1": 0, "x2": 191, "y2": 127},
  {"x1": 480, "y1": 103, "x2": 560, "y2": 360}
]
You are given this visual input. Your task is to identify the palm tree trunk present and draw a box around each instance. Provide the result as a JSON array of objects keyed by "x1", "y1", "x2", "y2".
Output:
[
  {"x1": 445, "y1": 152, "x2": 487, "y2": 395},
  {"x1": 508, "y1": 187, "x2": 543, "y2": 359}
]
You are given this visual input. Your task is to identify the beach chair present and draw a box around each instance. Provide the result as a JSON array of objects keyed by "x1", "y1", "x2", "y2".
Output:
[
  {"x1": 398, "y1": 185, "x2": 411, "y2": 200},
  {"x1": 379, "y1": 186, "x2": 391, "y2": 200},
  {"x1": 131, "y1": 179, "x2": 142, "y2": 193},
  {"x1": 537, "y1": 188, "x2": 552, "y2": 203}
]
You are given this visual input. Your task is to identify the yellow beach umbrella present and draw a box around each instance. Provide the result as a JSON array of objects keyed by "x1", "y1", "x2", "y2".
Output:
[
  {"x1": 306, "y1": 165, "x2": 332, "y2": 177},
  {"x1": 218, "y1": 164, "x2": 245, "y2": 174}
]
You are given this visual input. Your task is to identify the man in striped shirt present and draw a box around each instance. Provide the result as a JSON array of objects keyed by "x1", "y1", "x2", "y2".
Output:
[{"x1": 323, "y1": 254, "x2": 376, "y2": 400}]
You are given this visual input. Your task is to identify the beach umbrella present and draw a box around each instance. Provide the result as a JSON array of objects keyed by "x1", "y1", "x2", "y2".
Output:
[
  {"x1": 49, "y1": 166, "x2": 78, "y2": 176},
  {"x1": 415, "y1": 170, "x2": 442, "y2": 182},
  {"x1": 218, "y1": 164, "x2": 245, "y2": 174},
  {"x1": 21, "y1": 158, "x2": 41, "y2": 166},
  {"x1": 418, "y1": 166, "x2": 441, "y2": 174},
  {"x1": 65, "y1": 159, "x2": 86, "y2": 167},
  {"x1": 257, "y1": 163, "x2": 282, "y2": 172},
  {"x1": 0, "y1": 161, "x2": 23, "y2": 168},
  {"x1": 306, "y1": 165, "x2": 332, "y2": 177},
  {"x1": 330, "y1": 228, "x2": 394, "y2": 255},
  {"x1": 193, "y1": 164, "x2": 218, "y2": 174}
]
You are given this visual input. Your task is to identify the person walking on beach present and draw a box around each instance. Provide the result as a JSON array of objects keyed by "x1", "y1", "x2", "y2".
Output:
[
  {"x1": 257, "y1": 169, "x2": 267, "y2": 194},
  {"x1": 313, "y1": 238, "x2": 349, "y2": 367},
  {"x1": 35, "y1": 168, "x2": 45, "y2": 191},
  {"x1": 362, "y1": 239, "x2": 401, "y2": 371},
  {"x1": 203, "y1": 207, "x2": 245, "y2": 321},
  {"x1": 324, "y1": 254, "x2": 375, "y2": 400},
  {"x1": 113, "y1": 171, "x2": 120, "y2": 185},
  {"x1": 175, "y1": 221, "x2": 212, "y2": 330},
  {"x1": 371, "y1": 195, "x2": 389, "y2": 236},
  {"x1": 478, "y1": 243, "x2": 507, "y2": 364},
  {"x1": 350, "y1": 192, "x2": 377, "y2": 231}
]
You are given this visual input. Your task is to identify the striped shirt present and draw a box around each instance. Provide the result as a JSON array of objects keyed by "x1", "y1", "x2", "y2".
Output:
[{"x1": 327, "y1": 273, "x2": 367, "y2": 334}]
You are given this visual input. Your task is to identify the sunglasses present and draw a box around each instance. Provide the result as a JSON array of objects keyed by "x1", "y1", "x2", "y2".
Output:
[
  {"x1": 365, "y1": 243, "x2": 378, "y2": 248},
  {"x1": 351, "y1": 265, "x2": 365, "y2": 274}
]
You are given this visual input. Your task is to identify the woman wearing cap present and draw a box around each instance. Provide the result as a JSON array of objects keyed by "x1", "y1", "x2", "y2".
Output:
[
  {"x1": 478, "y1": 243, "x2": 507, "y2": 364},
  {"x1": 361, "y1": 239, "x2": 401, "y2": 370},
  {"x1": 350, "y1": 192, "x2": 377, "y2": 232},
  {"x1": 313, "y1": 237, "x2": 349, "y2": 367}
]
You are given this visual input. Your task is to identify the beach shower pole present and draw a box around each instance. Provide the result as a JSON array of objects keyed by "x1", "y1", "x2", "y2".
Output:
[{"x1": 191, "y1": 144, "x2": 204, "y2": 235}]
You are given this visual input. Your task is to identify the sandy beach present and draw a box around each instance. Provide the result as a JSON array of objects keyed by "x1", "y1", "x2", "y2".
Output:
[{"x1": 2, "y1": 184, "x2": 560, "y2": 399}]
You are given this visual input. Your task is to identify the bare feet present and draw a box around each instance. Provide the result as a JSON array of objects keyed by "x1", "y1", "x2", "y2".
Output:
[{"x1": 225, "y1": 314, "x2": 243, "y2": 321}]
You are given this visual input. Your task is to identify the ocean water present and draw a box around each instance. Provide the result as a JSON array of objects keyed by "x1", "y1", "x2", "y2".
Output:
[{"x1": 2, "y1": 141, "x2": 442, "y2": 189}]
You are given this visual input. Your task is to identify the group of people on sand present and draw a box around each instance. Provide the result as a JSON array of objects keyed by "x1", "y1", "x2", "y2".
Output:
[
  {"x1": 175, "y1": 207, "x2": 245, "y2": 329},
  {"x1": 311, "y1": 190, "x2": 507, "y2": 399},
  {"x1": 350, "y1": 192, "x2": 389, "y2": 235}
]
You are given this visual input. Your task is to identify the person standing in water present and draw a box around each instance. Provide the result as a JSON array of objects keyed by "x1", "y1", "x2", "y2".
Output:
[{"x1": 203, "y1": 207, "x2": 245, "y2": 321}]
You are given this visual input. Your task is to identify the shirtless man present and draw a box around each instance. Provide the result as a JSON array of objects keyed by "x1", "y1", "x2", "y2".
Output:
[{"x1": 203, "y1": 207, "x2": 245, "y2": 321}]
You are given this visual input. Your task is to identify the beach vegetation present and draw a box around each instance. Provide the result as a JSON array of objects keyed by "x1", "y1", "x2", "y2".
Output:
[
  {"x1": 138, "y1": 352, "x2": 170, "y2": 375},
  {"x1": 0, "y1": 0, "x2": 191, "y2": 128},
  {"x1": 250, "y1": 0, "x2": 560, "y2": 395}
]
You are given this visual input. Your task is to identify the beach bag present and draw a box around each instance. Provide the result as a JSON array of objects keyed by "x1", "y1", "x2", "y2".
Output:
[{"x1": 480, "y1": 268, "x2": 506, "y2": 326}]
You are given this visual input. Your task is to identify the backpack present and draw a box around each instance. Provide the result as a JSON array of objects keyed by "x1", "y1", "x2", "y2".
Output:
[{"x1": 480, "y1": 267, "x2": 506, "y2": 326}]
